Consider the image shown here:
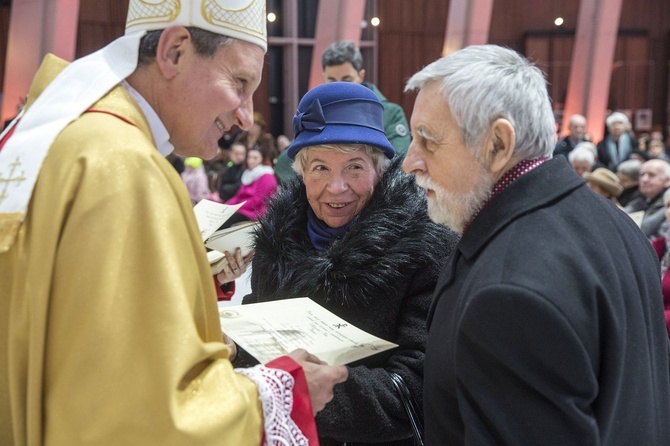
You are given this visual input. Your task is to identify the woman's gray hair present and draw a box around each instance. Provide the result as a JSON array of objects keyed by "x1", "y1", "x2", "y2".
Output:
[
  {"x1": 617, "y1": 159, "x2": 642, "y2": 181},
  {"x1": 605, "y1": 111, "x2": 630, "y2": 129},
  {"x1": 137, "y1": 27, "x2": 233, "y2": 66},
  {"x1": 292, "y1": 144, "x2": 391, "y2": 178},
  {"x1": 568, "y1": 147, "x2": 596, "y2": 166},
  {"x1": 405, "y1": 45, "x2": 556, "y2": 160}
]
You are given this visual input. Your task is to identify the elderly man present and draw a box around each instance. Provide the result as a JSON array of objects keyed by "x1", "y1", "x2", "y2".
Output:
[
  {"x1": 0, "y1": 1, "x2": 347, "y2": 444},
  {"x1": 553, "y1": 113, "x2": 587, "y2": 158},
  {"x1": 624, "y1": 159, "x2": 670, "y2": 239},
  {"x1": 403, "y1": 45, "x2": 670, "y2": 445}
]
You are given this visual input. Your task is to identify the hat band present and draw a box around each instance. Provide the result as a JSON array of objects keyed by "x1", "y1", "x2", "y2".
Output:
[{"x1": 292, "y1": 97, "x2": 384, "y2": 138}]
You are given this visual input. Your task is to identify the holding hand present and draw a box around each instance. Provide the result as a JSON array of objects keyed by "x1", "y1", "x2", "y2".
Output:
[
  {"x1": 289, "y1": 349, "x2": 348, "y2": 415},
  {"x1": 215, "y1": 248, "x2": 254, "y2": 285}
]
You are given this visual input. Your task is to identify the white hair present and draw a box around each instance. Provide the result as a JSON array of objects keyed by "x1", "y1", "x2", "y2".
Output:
[
  {"x1": 573, "y1": 141, "x2": 597, "y2": 156},
  {"x1": 605, "y1": 111, "x2": 630, "y2": 128},
  {"x1": 568, "y1": 147, "x2": 595, "y2": 166},
  {"x1": 405, "y1": 45, "x2": 555, "y2": 160}
]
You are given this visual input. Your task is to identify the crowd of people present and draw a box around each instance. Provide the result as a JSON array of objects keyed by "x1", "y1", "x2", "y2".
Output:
[{"x1": 2, "y1": 0, "x2": 670, "y2": 445}]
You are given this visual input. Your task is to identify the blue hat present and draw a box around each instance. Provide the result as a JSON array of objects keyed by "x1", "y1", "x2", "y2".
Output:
[{"x1": 287, "y1": 82, "x2": 396, "y2": 160}]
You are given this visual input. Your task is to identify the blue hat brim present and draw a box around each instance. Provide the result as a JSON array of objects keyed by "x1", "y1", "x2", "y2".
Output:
[{"x1": 287, "y1": 124, "x2": 396, "y2": 160}]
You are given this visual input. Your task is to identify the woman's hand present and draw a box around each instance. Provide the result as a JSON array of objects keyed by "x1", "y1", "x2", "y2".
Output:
[{"x1": 216, "y1": 248, "x2": 254, "y2": 285}]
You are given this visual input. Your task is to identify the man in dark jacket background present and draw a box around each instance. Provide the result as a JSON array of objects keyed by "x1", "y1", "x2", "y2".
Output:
[{"x1": 403, "y1": 44, "x2": 670, "y2": 445}]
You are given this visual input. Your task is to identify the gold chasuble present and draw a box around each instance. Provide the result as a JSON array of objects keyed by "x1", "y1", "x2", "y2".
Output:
[{"x1": 0, "y1": 56, "x2": 263, "y2": 445}]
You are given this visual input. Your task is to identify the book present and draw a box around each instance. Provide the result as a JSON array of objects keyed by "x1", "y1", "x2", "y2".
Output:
[
  {"x1": 220, "y1": 297, "x2": 398, "y2": 365},
  {"x1": 192, "y1": 199, "x2": 259, "y2": 273}
]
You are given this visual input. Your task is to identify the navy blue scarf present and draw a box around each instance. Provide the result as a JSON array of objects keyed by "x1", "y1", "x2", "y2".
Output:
[{"x1": 306, "y1": 206, "x2": 351, "y2": 251}]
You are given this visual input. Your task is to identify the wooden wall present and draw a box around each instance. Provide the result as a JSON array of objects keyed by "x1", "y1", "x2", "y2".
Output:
[
  {"x1": 4, "y1": 1, "x2": 670, "y2": 132},
  {"x1": 376, "y1": 0, "x2": 450, "y2": 114},
  {"x1": 76, "y1": 0, "x2": 128, "y2": 58},
  {"x1": 376, "y1": 0, "x2": 670, "y2": 131}
]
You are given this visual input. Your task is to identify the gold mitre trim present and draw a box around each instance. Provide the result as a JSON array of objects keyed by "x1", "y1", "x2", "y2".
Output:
[
  {"x1": 125, "y1": 0, "x2": 267, "y2": 52},
  {"x1": 0, "y1": 212, "x2": 23, "y2": 253}
]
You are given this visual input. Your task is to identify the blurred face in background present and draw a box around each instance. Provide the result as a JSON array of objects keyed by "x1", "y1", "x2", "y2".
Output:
[
  {"x1": 230, "y1": 143, "x2": 247, "y2": 165},
  {"x1": 639, "y1": 160, "x2": 670, "y2": 199},
  {"x1": 571, "y1": 160, "x2": 592, "y2": 177},
  {"x1": 568, "y1": 116, "x2": 587, "y2": 140},
  {"x1": 246, "y1": 149, "x2": 263, "y2": 170},
  {"x1": 649, "y1": 141, "x2": 666, "y2": 159},
  {"x1": 323, "y1": 62, "x2": 365, "y2": 84},
  {"x1": 609, "y1": 120, "x2": 626, "y2": 139}
]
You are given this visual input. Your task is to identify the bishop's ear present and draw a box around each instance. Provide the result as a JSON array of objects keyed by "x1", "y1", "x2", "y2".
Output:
[
  {"x1": 487, "y1": 119, "x2": 516, "y2": 176},
  {"x1": 155, "y1": 26, "x2": 191, "y2": 79}
]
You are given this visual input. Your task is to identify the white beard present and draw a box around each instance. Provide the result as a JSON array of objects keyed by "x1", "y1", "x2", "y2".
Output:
[{"x1": 415, "y1": 160, "x2": 495, "y2": 233}]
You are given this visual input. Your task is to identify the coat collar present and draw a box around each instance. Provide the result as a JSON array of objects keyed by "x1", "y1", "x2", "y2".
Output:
[{"x1": 440, "y1": 157, "x2": 584, "y2": 287}]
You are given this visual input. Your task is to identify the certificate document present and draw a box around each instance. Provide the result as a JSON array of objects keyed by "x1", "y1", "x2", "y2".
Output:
[{"x1": 220, "y1": 297, "x2": 398, "y2": 365}]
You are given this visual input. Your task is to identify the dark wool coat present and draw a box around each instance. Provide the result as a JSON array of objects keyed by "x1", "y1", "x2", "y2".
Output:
[
  {"x1": 243, "y1": 156, "x2": 459, "y2": 445},
  {"x1": 424, "y1": 157, "x2": 670, "y2": 445}
]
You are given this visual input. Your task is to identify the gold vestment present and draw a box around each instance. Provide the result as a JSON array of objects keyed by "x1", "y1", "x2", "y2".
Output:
[{"x1": 0, "y1": 55, "x2": 263, "y2": 445}]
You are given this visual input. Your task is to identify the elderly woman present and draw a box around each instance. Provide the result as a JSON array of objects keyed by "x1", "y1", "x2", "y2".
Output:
[
  {"x1": 596, "y1": 111, "x2": 638, "y2": 170},
  {"x1": 240, "y1": 82, "x2": 459, "y2": 445}
]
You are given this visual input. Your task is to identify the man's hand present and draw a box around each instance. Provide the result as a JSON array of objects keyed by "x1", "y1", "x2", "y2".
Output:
[{"x1": 289, "y1": 349, "x2": 348, "y2": 414}]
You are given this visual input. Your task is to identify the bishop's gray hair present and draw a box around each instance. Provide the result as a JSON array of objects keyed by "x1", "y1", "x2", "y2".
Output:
[
  {"x1": 405, "y1": 45, "x2": 556, "y2": 160},
  {"x1": 137, "y1": 27, "x2": 233, "y2": 66}
]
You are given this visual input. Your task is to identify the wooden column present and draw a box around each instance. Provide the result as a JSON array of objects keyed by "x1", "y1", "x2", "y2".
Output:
[
  {"x1": 562, "y1": 0, "x2": 623, "y2": 142},
  {"x1": 442, "y1": 0, "x2": 494, "y2": 56},
  {"x1": 308, "y1": 0, "x2": 366, "y2": 89},
  {"x1": 1, "y1": 0, "x2": 80, "y2": 123}
]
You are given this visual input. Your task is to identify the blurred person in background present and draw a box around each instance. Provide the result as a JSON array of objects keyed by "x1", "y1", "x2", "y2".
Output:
[
  {"x1": 650, "y1": 187, "x2": 670, "y2": 337},
  {"x1": 322, "y1": 41, "x2": 411, "y2": 155},
  {"x1": 624, "y1": 159, "x2": 670, "y2": 239},
  {"x1": 597, "y1": 112, "x2": 638, "y2": 171},
  {"x1": 583, "y1": 167, "x2": 623, "y2": 207},
  {"x1": 616, "y1": 159, "x2": 643, "y2": 207},
  {"x1": 236, "y1": 111, "x2": 277, "y2": 166},
  {"x1": 553, "y1": 114, "x2": 587, "y2": 158},
  {"x1": 181, "y1": 156, "x2": 211, "y2": 204}
]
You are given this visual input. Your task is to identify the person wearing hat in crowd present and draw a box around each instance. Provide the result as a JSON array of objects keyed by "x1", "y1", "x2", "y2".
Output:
[
  {"x1": 322, "y1": 41, "x2": 411, "y2": 155},
  {"x1": 583, "y1": 167, "x2": 624, "y2": 206},
  {"x1": 0, "y1": 1, "x2": 348, "y2": 444},
  {"x1": 236, "y1": 81, "x2": 459, "y2": 445}
]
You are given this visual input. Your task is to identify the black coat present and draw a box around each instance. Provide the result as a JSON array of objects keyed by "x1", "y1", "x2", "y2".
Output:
[
  {"x1": 244, "y1": 156, "x2": 459, "y2": 445},
  {"x1": 424, "y1": 157, "x2": 670, "y2": 445}
]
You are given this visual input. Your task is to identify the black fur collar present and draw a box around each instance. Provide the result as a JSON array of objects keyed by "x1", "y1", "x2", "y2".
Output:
[{"x1": 250, "y1": 156, "x2": 458, "y2": 306}]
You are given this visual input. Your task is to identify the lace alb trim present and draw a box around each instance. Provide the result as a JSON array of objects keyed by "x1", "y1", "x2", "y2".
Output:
[{"x1": 236, "y1": 365, "x2": 308, "y2": 446}]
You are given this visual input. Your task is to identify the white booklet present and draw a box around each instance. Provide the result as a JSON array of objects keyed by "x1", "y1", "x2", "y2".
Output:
[
  {"x1": 192, "y1": 199, "x2": 259, "y2": 273},
  {"x1": 220, "y1": 297, "x2": 398, "y2": 365}
]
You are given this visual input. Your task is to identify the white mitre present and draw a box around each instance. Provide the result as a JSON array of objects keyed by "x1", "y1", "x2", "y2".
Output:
[
  {"x1": 0, "y1": 0, "x2": 268, "y2": 252},
  {"x1": 126, "y1": 0, "x2": 267, "y2": 52}
]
